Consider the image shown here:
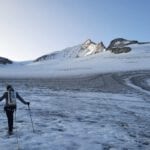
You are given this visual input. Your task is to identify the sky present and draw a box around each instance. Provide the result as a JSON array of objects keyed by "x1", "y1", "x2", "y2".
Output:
[{"x1": 0, "y1": 0, "x2": 150, "y2": 61}]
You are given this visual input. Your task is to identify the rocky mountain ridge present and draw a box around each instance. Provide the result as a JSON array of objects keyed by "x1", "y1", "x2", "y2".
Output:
[
  {"x1": 35, "y1": 38, "x2": 150, "y2": 62},
  {"x1": 0, "y1": 38, "x2": 149, "y2": 64},
  {"x1": 34, "y1": 39, "x2": 106, "y2": 62}
]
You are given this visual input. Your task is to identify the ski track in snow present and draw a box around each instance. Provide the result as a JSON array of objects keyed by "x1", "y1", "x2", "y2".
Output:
[{"x1": 0, "y1": 71, "x2": 150, "y2": 150}]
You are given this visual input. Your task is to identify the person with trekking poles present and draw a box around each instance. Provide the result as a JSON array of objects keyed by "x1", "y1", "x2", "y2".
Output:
[{"x1": 0, "y1": 85, "x2": 30, "y2": 135}]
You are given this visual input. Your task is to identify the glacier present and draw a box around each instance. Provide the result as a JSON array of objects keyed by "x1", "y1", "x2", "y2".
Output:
[{"x1": 0, "y1": 39, "x2": 150, "y2": 150}]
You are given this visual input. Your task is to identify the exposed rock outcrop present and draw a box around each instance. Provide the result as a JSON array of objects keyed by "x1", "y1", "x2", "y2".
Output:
[
  {"x1": 107, "y1": 38, "x2": 138, "y2": 49},
  {"x1": 107, "y1": 38, "x2": 138, "y2": 54},
  {"x1": 110, "y1": 47, "x2": 131, "y2": 54},
  {"x1": 82, "y1": 39, "x2": 105, "y2": 53},
  {"x1": 34, "y1": 52, "x2": 59, "y2": 62},
  {"x1": 77, "y1": 39, "x2": 106, "y2": 57},
  {"x1": 0, "y1": 57, "x2": 13, "y2": 64}
]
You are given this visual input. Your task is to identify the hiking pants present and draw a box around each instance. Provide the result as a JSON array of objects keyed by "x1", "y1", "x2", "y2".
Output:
[{"x1": 5, "y1": 107, "x2": 16, "y2": 132}]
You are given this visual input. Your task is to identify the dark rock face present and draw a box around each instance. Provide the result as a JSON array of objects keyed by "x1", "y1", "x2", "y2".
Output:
[
  {"x1": 110, "y1": 47, "x2": 131, "y2": 54},
  {"x1": 34, "y1": 54, "x2": 48, "y2": 62},
  {"x1": 107, "y1": 38, "x2": 139, "y2": 54},
  {"x1": 96, "y1": 42, "x2": 106, "y2": 53},
  {"x1": 34, "y1": 52, "x2": 59, "y2": 62},
  {"x1": 107, "y1": 38, "x2": 138, "y2": 49},
  {"x1": 0, "y1": 57, "x2": 13, "y2": 64}
]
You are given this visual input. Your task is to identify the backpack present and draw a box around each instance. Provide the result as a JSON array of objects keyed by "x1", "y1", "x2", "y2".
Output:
[{"x1": 7, "y1": 90, "x2": 17, "y2": 106}]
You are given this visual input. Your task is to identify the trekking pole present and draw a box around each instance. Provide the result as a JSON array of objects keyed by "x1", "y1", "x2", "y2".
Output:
[
  {"x1": 28, "y1": 105, "x2": 35, "y2": 133},
  {"x1": 15, "y1": 110, "x2": 20, "y2": 150}
]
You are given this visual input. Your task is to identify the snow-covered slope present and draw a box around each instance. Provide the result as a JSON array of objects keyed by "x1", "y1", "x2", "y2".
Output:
[
  {"x1": 34, "y1": 39, "x2": 106, "y2": 62},
  {"x1": 0, "y1": 41, "x2": 150, "y2": 78},
  {"x1": 34, "y1": 38, "x2": 149, "y2": 63}
]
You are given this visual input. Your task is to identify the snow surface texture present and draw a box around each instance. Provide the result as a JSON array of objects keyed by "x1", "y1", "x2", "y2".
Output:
[
  {"x1": 0, "y1": 43, "x2": 150, "y2": 78},
  {"x1": 147, "y1": 79, "x2": 150, "y2": 86},
  {"x1": 0, "y1": 71, "x2": 150, "y2": 150}
]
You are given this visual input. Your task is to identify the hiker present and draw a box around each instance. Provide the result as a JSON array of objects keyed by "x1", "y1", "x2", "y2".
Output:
[{"x1": 0, "y1": 85, "x2": 30, "y2": 135}]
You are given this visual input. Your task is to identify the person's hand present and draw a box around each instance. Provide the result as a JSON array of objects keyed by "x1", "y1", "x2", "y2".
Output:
[{"x1": 27, "y1": 102, "x2": 30, "y2": 106}]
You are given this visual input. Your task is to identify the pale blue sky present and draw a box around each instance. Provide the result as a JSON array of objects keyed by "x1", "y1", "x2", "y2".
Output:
[{"x1": 0, "y1": 0, "x2": 150, "y2": 61}]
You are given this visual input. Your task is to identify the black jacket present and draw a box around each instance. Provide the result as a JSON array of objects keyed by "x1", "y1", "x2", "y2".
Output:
[{"x1": 0, "y1": 91, "x2": 28, "y2": 107}]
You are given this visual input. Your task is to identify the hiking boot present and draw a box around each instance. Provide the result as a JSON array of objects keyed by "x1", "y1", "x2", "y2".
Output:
[{"x1": 8, "y1": 130, "x2": 13, "y2": 135}]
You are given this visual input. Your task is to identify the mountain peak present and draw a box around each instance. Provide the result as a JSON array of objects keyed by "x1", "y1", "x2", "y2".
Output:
[
  {"x1": 82, "y1": 39, "x2": 96, "y2": 48},
  {"x1": 35, "y1": 39, "x2": 106, "y2": 62},
  {"x1": 81, "y1": 39, "x2": 106, "y2": 55}
]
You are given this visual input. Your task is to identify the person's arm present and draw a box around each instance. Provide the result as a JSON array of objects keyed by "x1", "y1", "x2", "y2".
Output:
[
  {"x1": 0, "y1": 92, "x2": 6, "y2": 102},
  {"x1": 16, "y1": 92, "x2": 30, "y2": 105}
]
